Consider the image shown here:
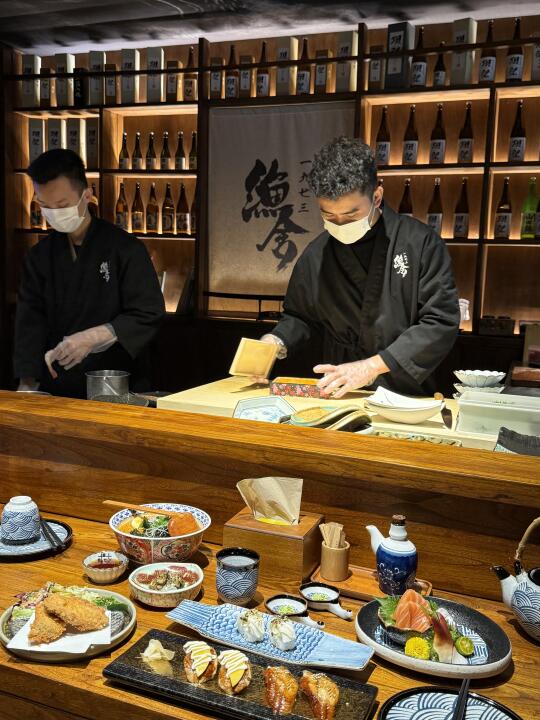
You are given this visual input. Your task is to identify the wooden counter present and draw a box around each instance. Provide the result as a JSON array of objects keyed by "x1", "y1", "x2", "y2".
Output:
[
  {"x1": 0, "y1": 390, "x2": 539, "y2": 604},
  {"x1": 0, "y1": 510, "x2": 538, "y2": 720}
]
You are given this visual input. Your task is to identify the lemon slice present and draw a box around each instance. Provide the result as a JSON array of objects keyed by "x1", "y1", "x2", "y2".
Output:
[{"x1": 229, "y1": 669, "x2": 245, "y2": 687}]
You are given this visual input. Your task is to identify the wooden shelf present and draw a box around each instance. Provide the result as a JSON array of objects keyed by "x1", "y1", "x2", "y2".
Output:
[
  {"x1": 13, "y1": 107, "x2": 100, "y2": 118},
  {"x1": 102, "y1": 170, "x2": 197, "y2": 178},
  {"x1": 485, "y1": 239, "x2": 540, "y2": 246},
  {"x1": 206, "y1": 92, "x2": 357, "y2": 107},
  {"x1": 13, "y1": 102, "x2": 197, "y2": 116},
  {"x1": 378, "y1": 164, "x2": 485, "y2": 176},
  {"x1": 138, "y1": 233, "x2": 196, "y2": 241},
  {"x1": 490, "y1": 163, "x2": 540, "y2": 174},
  {"x1": 364, "y1": 87, "x2": 491, "y2": 104},
  {"x1": 14, "y1": 169, "x2": 100, "y2": 177}
]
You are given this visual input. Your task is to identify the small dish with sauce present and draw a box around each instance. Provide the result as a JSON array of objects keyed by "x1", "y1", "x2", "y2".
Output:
[{"x1": 83, "y1": 550, "x2": 129, "y2": 584}]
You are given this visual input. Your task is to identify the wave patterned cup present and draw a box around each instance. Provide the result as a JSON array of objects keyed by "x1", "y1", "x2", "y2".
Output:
[
  {"x1": 1, "y1": 496, "x2": 41, "y2": 545},
  {"x1": 216, "y1": 547, "x2": 260, "y2": 606},
  {"x1": 109, "y1": 503, "x2": 211, "y2": 565}
]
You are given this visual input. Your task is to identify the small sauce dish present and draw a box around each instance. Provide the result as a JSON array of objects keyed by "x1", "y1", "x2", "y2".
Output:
[{"x1": 83, "y1": 550, "x2": 129, "y2": 584}]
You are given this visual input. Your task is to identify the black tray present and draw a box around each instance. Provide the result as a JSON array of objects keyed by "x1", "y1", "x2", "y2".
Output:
[{"x1": 103, "y1": 628, "x2": 378, "y2": 720}]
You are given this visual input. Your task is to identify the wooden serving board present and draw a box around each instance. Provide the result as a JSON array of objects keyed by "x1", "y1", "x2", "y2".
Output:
[{"x1": 311, "y1": 565, "x2": 432, "y2": 601}]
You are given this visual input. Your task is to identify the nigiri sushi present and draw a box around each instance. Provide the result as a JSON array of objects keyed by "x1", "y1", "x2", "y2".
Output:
[
  {"x1": 269, "y1": 616, "x2": 296, "y2": 651},
  {"x1": 264, "y1": 666, "x2": 299, "y2": 714},
  {"x1": 183, "y1": 640, "x2": 218, "y2": 684},
  {"x1": 236, "y1": 608, "x2": 265, "y2": 643},
  {"x1": 217, "y1": 649, "x2": 252, "y2": 694}
]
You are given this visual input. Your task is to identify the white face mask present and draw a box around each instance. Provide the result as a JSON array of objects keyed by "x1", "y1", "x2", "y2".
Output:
[
  {"x1": 40, "y1": 192, "x2": 87, "y2": 234},
  {"x1": 323, "y1": 201, "x2": 376, "y2": 245}
]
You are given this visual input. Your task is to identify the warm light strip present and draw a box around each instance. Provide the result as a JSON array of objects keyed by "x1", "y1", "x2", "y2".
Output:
[
  {"x1": 378, "y1": 167, "x2": 485, "y2": 177},
  {"x1": 364, "y1": 88, "x2": 491, "y2": 106}
]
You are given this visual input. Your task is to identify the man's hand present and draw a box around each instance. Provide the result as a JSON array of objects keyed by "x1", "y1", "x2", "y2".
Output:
[
  {"x1": 44, "y1": 325, "x2": 116, "y2": 378},
  {"x1": 249, "y1": 334, "x2": 285, "y2": 385},
  {"x1": 314, "y1": 355, "x2": 390, "y2": 399}
]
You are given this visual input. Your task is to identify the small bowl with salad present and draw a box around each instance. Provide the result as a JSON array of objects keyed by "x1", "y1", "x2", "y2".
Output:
[
  {"x1": 109, "y1": 503, "x2": 211, "y2": 565},
  {"x1": 128, "y1": 562, "x2": 204, "y2": 608}
]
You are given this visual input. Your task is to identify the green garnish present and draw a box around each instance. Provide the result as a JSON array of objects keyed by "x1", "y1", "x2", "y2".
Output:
[
  {"x1": 310, "y1": 593, "x2": 330, "y2": 601},
  {"x1": 94, "y1": 597, "x2": 129, "y2": 613},
  {"x1": 276, "y1": 604, "x2": 297, "y2": 615},
  {"x1": 455, "y1": 635, "x2": 474, "y2": 656}
]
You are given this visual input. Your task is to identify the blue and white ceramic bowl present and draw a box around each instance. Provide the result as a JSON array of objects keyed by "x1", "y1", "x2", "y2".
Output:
[
  {"x1": 1, "y1": 496, "x2": 40, "y2": 545},
  {"x1": 216, "y1": 547, "x2": 260, "y2": 605}
]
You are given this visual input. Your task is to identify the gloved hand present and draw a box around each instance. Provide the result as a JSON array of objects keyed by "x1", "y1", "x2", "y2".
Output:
[
  {"x1": 314, "y1": 355, "x2": 390, "y2": 399},
  {"x1": 249, "y1": 334, "x2": 286, "y2": 385},
  {"x1": 44, "y1": 325, "x2": 116, "y2": 378}
]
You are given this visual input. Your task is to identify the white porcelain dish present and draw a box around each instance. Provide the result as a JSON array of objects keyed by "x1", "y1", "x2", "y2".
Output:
[
  {"x1": 83, "y1": 551, "x2": 128, "y2": 584},
  {"x1": 454, "y1": 383, "x2": 504, "y2": 395},
  {"x1": 233, "y1": 396, "x2": 295, "y2": 423},
  {"x1": 365, "y1": 403, "x2": 443, "y2": 425},
  {"x1": 366, "y1": 387, "x2": 442, "y2": 410},
  {"x1": 454, "y1": 370, "x2": 506, "y2": 388}
]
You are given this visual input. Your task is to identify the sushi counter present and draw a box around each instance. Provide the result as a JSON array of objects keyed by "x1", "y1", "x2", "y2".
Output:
[{"x1": 0, "y1": 389, "x2": 539, "y2": 719}]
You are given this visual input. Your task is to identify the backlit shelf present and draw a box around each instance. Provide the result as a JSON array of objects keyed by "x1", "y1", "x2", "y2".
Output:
[
  {"x1": 102, "y1": 170, "x2": 197, "y2": 178},
  {"x1": 363, "y1": 87, "x2": 490, "y2": 105},
  {"x1": 378, "y1": 164, "x2": 485, "y2": 176}
]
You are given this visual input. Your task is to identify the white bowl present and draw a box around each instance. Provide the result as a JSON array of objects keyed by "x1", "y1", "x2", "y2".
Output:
[
  {"x1": 82, "y1": 551, "x2": 129, "y2": 584},
  {"x1": 129, "y1": 562, "x2": 204, "y2": 608},
  {"x1": 365, "y1": 402, "x2": 443, "y2": 425},
  {"x1": 454, "y1": 383, "x2": 504, "y2": 395},
  {"x1": 454, "y1": 370, "x2": 506, "y2": 388}
]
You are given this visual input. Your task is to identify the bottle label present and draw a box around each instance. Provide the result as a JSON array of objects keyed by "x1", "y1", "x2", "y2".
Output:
[
  {"x1": 387, "y1": 31, "x2": 404, "y2": 75},
  {"x1": 132, "y1": 157, "x2": 144, "y2": 170},
  {"x1": 41, "y1": 79, "x2": 50, "y2": 100},
  {"x1": 375, "y1": 141, "x2": 390, "y2": 166},
  {"x1": 160, "y1": 157, "x2": 170, "y2": 170},
  {"x1": 533, "y1": 44, "x2": 540, "y2": 79},
  {"x1": 190, "y1": 213, "x2": 196, "y2": 234},
  {"x1": 506, "y1": 54, "x2": 524, "y2": 81},
  {"x1": 210, "y1": 71, "x2": 222, "y2": 93},
  {"x1": 106, "y1": 76, "x2": 116, "y2": 98},
  {"x1": 479, "y1": 57, "x2": 496, "y2": 83},
  {"x1": 410, "y1": 61, "x2": 427, "y2": 86},
  {"x1": 402, "y1": 140, "x2": 418, "y2": 164},
  {"x1": 427, "y1": 213, "x2": 443, "y2": 235},
  {"x1": 146, "y1": 212, "x2": 157, "y2": 231},
  {"x1": 458, "y1": 139, "x2": 473, "y2": 163},
  {"x1": 296, "y1": 70, "x2": 311, "y2": 94},
  {"x1": 176, "y1": 212, "x2": 190, "y2": 233},
  {"x1": 453, "y1": 213, "x2": 469, "y2": 238},
  {"x1": 162, "y1": 213, "x2": 174, "y2": 232},
  {"x1": 167, "y1": 73, "x2": 177, "y2": 97},
  {"x1": 240, "y1": 69, "x2": 251, "y2": 92},
  {"x1": 521, "y1": 212, "x2": 535, "y2": 237},
  {"x1": 508, "y1": 137, "x2": 526, "y2": 162},
  {"x1": 369, "y1": 59, "x2": 382, "y2": 83},
  {"x1": 131, "y1": 213, "x2": 144, "y2": 231},
  {"x1": 175, "y1": 157, "x2": 186, "y2": 171},
  {"x1": 189, "y1": 157, "x2": 197, "y2": 171},
  {"x1": 256, "y1": 73, "x2": 269, "y2": 96},
  {"x1": 119, "y1": 157, "x2": 130, "y2": 170},
  {"x1": 536, "y1": 211, "x2": 540, "y2": 239},
  {"x1": 429, "y1": 140, "x2": 446, "y2": 165},
  {"x1": 433, "y1": 70, "x2": 446, "y2": 87},
  {"x1": 315, "y1": 64, "x2": 327, "y2": 88},
  {"x1": 115, "y1": 211, "x2": 128, "y2": 229},
  {"x1": 184, "y1": 79, "x2": 198, "y2": 100},
  {"x1": 494, "y1": 213, "x2": 511, "y2": 238},
  {"x1": 225, "y1": 75, "x2": 239, "y2": 98}
]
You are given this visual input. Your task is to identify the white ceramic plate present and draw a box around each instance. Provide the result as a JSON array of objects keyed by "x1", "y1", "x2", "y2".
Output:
[
  {"x1": 365, "y1": 403, "x2": 443, "y2": 425},
  {"x1": 454, "y1": 370, "x2": 506, "y2": 388},
  {"x1": 233, "y1": 396, "x2": 295, "y2": 423},
  {"x1": 0, "y1": 588, "x2": 136, "y2": 663},
  {"x1": 367, "y1": 387, "x2": 442, "y2": 410},
  {"x1": 454, "y1": 383, "x2": 504, "y2": 395}
]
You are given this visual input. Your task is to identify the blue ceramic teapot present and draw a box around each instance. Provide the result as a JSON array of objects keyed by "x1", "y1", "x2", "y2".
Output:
[{"x1": 366, "y1": 514, "x2": 417, "y2": 595}]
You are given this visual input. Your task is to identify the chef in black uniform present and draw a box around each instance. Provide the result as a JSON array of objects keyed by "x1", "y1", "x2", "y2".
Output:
[
  {"x1": 14, "y1": 149, "x2": 165, "y2": 398},
  {"x1": 261, "y1": 137, "x2": 460, "y2": 397}
]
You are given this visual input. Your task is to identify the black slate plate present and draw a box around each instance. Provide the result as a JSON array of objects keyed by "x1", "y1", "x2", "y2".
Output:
[
  {"x1": 0, "y1": 519, "x2": 72, "y2": 561},
  {"x1": 103, "y1": 628, "x2": 378, "y2": 720},
  {"x1": 377, "y1": 685, "x2": 524, "y2": 720}
]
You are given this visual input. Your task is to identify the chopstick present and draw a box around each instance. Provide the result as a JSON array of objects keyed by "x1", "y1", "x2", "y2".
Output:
[
  {"x1": 103, "y1": 500, "x2": 193, "y2": 521},
  {"x1": 452, "y1": 678, "x2": 470, "y2": 720},
  {"x1": 40, "y1": 518, "x2": 64, "y2": 551}
]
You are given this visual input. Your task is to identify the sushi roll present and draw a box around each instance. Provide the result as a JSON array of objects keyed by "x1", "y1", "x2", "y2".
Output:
[
  {"x1": 217, "y1": 649, "x2": 252, "y2": 695},
  {"x1": 269, "y1": 617, "x2": 296, "y2": 651},
  {"x1": 183, "y1": 640, "x2": 218, "y2": 684},
  {"x1": 236, "y1": 608, "x2": 265, "y2": 643}
]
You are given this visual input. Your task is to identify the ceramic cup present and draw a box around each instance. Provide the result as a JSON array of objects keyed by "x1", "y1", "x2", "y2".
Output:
[
  {"x1": 216, "y1": 547, "x2": 260, "y2": 606},
  {"x1": 1, "y1": 496, "x2": 41, "y2": 545}
]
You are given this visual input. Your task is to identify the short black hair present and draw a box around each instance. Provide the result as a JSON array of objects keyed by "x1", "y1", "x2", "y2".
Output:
[
  {"x1": 308, "y1": 136, "x2": 377, "y2": 200},
  {"x1": 27, "y1": 149, "x2": 87, "y2": 191}
]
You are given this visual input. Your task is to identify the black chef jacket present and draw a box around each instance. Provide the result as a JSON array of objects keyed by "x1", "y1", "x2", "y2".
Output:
[
  {"x1": 13, "y1": 217, "x2": 165, "y2": 398},
  {"x1": 272, "y1": 206, "x2": 460, "y2": 396}
]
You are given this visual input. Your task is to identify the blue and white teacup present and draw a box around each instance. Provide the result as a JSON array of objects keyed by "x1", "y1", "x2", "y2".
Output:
[
  {"x1": 216, "y1": 547, "x2": 260, "y2": 606},
  {"x1": 1, "y1": 496, "x2": 41, "y2": 545}
]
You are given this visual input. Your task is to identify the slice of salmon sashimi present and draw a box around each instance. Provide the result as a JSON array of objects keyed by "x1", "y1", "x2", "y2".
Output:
[{"x1": 393, "y1": 589, "x2": 432, "y2": 632}]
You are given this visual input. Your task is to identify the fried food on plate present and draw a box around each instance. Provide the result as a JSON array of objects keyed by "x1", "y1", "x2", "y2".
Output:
[
  {"x1": 183, "y1": 640, "x2": 218, "y2": 684},
  {"x1": 217, "y1": 649, "x2": 252, "y2": 695},
  {"x1": 43, "y1": 594, "x2": 108, "y2": 632},
  {"x1": 264, "y1": 666, "x2": 299, "y2": 715},
  {"x1": 300, "y1": 670, "x2": 340, "y2": 720},
  {"x1": 28, "y1": 603, "x2": 66, "y2": 645}
]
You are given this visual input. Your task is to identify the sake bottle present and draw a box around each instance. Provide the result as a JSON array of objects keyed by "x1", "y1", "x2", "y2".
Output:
[
  {"x1": 479, "y1": 20, "x2": 496, "y2": 84},
  {"x1": 458, "y1": 103, "x2": 473, "y2": 164},
  {"x1": 225, "y1": 44, "x2": 239, "y2": 99},
  {"x1": 506, "y1": 18, "x2": 523, "y2": 83},
  {"x1": 184, "y1": 46, "x2": 198, "y2": 101},
  {"x1": 146, "y1": 131, "x2": 158, "y2": 171},
  {"x1": 176, "y1": 182, "x2": 190, "y2": 234},
  {"x1": 161, "y1": 182, "x2": 175, "y2": 233},
  {"x1": 190, "y1": 181, "x2": 197, "y2": 235},
  {"x1": 427, "y1": 177, "x2": 443, "y2": 235},
  {"x1": 520, "y1": 177, "x2": 537, "y2": 240},
  {"x1": 132, "y1": 131, "x2": 143, "y2": 171},
  {"x1": 411, "y1": 26, "x2": 427, "y2": 87},
  {"x1": 189, "y1": 131, "x2": 197, "y2": 170},
  {"x1": 453, "y1": 178, "x2": 469, "y2": 239},
  {"x1": 375, "y1": 106, "x2": 390, "y2": 166},
  {"x1": 256, "y1": 41, "x2": 270, "y2": 97},
  {"x1": 175, "y1": 130, "x2": 186, "y2": 171},
  {"x1": 398, "y1": 178, "x2": 413, "y2": 216},
  {"x1": 509, "y1": 100, "x2": 526, "y2": 163},
  {"x1": 146, "y1": 182, "x2": 158, "y2": 233},
  {"x1": 131, "y1": 182, "x2": 144, "y2": 233},
  {"x1": 88, "y1": 183, "x2": 99, "y2": 218},
  {"x1": 296, "y1": 38, "x2": 312, "y2": 95},
  {"x1": 160, "y1": 130, "x2": 172, "y2": 170},
  {"x1": 494, "y1": 177, "x2": 511, "y2": 239},
  {"x1": 30, "y1": 193, "x2": 43, "y2": 229},
  {"x1": 429, "y1": 103, "x2": 446, "y2": 165},
  {"x1": 402, "y1": 105, "x2": 418, "y2": 165},
  {"x1": 115, "y1": 182, "x2": 128, "y2": 230},
  {"x1": 536, "y1": 194, "x2": 540, "y2": 240},
  {"x1": 118, "y1": 131, "x2": 130, "y2": 170},
  {"x1": 433, "y1": 42, "x2": 446, "y2": 87}
]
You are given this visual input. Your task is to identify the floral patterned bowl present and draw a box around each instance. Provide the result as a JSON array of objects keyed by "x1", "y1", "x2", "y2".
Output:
[
  {"x1": 109, "y1": 503, "x2": 211, "y2": 565},
  {"x1": 128, "y1": 562, "x2": 204, "y2": 608}
]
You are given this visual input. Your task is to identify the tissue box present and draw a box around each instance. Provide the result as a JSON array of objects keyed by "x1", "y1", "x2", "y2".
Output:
[
  {"x1": 270, "y1": 377, "x2": 323, "y2": 399},
  {"x1": 223, "y1": 508, "x2": 324, "y2": 589}
]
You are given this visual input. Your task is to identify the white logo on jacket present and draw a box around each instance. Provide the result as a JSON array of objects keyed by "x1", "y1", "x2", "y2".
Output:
[
  {"x1": 99, "y1": 261, "x2": 110, "y2": 282},
  {"x1": 393, "y1": 253, "x2": 409, "y2": 278}
]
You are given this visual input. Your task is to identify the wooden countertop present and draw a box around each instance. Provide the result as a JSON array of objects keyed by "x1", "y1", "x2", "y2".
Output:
[
  {"x1": 156, "y1": 377, "x2": 497, "y2": 450},
  {"x1": 0, "y1": 510, "x2": 537, "y2": 720}
]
